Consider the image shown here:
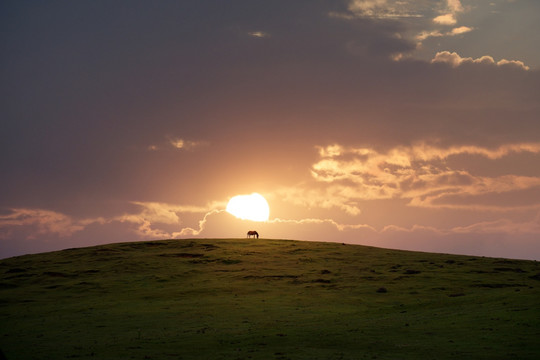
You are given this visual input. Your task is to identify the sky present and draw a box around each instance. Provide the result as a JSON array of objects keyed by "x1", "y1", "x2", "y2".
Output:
[{"x1": 1, "y1": 0, "x2": 540, "y2": 260}]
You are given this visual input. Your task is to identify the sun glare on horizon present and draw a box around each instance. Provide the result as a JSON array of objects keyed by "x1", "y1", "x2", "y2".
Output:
[{"x1": 226, "y1": 193, "x2": 270, "y2": 222}]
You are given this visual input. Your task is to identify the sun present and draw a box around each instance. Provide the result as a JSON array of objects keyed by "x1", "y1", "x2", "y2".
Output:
[{"x1": 226, "y1": 193, "x2": 270, "y2": 222}]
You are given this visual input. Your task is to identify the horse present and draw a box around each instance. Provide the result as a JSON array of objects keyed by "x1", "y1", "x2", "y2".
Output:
[{"x1": 247, "y1": 230, "x2": 259, "y2": 239}]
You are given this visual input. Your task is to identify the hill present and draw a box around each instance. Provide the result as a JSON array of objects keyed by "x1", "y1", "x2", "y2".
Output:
[{"x1": 1, "y1": 238, "x2": 539, "y2": 359}]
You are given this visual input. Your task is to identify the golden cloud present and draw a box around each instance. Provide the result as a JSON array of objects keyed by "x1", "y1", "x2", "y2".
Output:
[
  {"x1": 248, "y1": 31, "x2": 270, "y2": 38},
  {"x1": 345, "y1": 0, "x2": 423, "y2": 18},
  {"x1": 308, "y1": 142, "x2": 540, "y2": 210},
  {"x1": 431, "y1": 51, "x2": 530, "y2": 70},
  {"x1": 169, "y1": 138, "x2": 209, "y2": 150},
  {"x1": 433, "y1": 13, "x2": 456, "y2": 25}
]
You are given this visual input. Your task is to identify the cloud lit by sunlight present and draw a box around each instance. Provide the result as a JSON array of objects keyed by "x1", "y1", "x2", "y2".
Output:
[
  {"x1": 0, "y1": 209, "x2": 105, "y2": 240},
  {"x1": 433, "y1": 13, "x2": 456, "y2": 25},
  {"x1": 431, "y1": 51, "x2": 530, "y2": 70},
  {"x1": 308, "y1": 142, "x2": 540, "y2": 210},
  {"x1": 432, "y1": 0, "x2": 464, "y2": 25},
  {"x1": 168, "y1": 138, "x2": 209, "y2": 151},
  {"x1": 248, "y1": 31, "x2": 269, "y2": 38},
  {"x1": 346, "y1": 0, "x2": 423, "y2": 18}
]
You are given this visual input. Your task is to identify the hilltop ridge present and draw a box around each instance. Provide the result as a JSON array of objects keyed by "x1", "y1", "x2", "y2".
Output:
[{"x1": 1, "y1": 238, "x2": 539, "y2": 359}]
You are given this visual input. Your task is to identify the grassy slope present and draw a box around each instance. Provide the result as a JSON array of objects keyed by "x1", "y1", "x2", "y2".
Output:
[{"x1": 1, "y1": 238, "x2": 539, "y2": 360}]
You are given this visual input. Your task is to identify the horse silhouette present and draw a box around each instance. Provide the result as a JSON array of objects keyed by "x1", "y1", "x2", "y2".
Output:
[{"x1": 247, "y1": 230, "x2": 259, "y2": 239}]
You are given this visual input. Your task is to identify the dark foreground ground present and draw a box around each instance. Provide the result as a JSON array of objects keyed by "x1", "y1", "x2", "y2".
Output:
[{"x1": 1, "y1": 238, "x2": 539, "y2": 359}]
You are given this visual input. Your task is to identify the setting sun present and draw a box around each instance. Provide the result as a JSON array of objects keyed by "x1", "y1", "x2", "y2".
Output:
[{"x1": 226, "y1": 193, "x2": 270, "y2": 222}]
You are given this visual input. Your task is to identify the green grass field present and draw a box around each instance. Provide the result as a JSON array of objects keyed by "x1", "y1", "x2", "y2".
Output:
[{"x1": 1, "y1": 238, "x2": 539, "y2": 359}]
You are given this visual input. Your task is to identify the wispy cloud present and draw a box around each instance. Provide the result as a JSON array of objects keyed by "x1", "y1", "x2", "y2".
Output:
[
  {"x1": 0, "y1": 209, "x2": 105, "y2": 240},
  {"x1": 307, "y1": 142, "x2": 540, "y2": 210},
  {"x1": 145, "y1": 137, "x2": 209, "y2": 152},
  {"x1": 451, "y1": 214, "x2": 540, "y2": 235},
  {"x1": 169, "y1": 138, "x2": 209, "y2": 151},
  {"x1": 417, "y1": 26, "x2": 473, "y2": 41},
  {"x1": 346, "y1": 0, "x2": 423, "y2": 18},
  {"x1": 116, "y1": 202, "x2": 225, "y2": 238},
  {"x1": 0, "y1": 202, "x2": 225, "y2": 242},
  {"x1": 274, "y1": 186, "x2": 362, "y2": 216},
  {"x1": 268, "y1": 217, "x2": 375, "y2": 232},
  {"x1": 248, "y1": 31, "x2": 270, "y2": 38}
]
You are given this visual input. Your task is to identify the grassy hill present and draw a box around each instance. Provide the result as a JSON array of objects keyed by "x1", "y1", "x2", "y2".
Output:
[{"x1": 1, "y1": 238, "x2": 539, "y2": 359}]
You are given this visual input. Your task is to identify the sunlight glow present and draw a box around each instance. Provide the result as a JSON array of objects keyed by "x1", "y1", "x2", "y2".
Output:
[{"x1": 226, "y1": 193, "x2": 270, "y2": 222}]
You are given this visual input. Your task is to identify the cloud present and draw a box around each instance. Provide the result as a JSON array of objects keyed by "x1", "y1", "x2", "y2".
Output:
[
  {"x1": 275, "y1": 186, "x2": 362, "y2": 216},
  {"x1": 1, "y1": 0, "x2": 538, "y2": 262},
  {"x1": 3, "y1": 198, "x2": 540, "y2": 260},
  {"x1": 192, "y1": 207, "x2": 540, "y2": 259},
  {"x1": 345, "y1": 0, "x2": 423, "y2": 18},
  {"x1": 452, "y1": 215, "x2": 540, "y2": 235},
  {"x1": 450, "y1": 26, "x2": 472, "y2": 35},
  {"x1": 116, "y1": 208, "x2": 223, "y2": 239},
  {"x1": 0, "y1": 208, "x2": 105, "y2": 240},
  {"x1": 496, "y1": 58, "x2": 531, "y2": 71},
  {"x1": 269, "y1": 217, "x2": 375, "y2": 232},
  {"x1": 0, "y1": 202, "x2": 225, "y2": 244},
  {"x1": 431, "y1": 51, "x2": 530, "y2": 70},
  {"x1": 409, "y1": 0, "x2": 476, "y2": 60},
  {"x1": 348, "y1": 0, "x2": 389, "y2": 16},
  {"x1": 169, "y1": 138, "x2": 209, "y2": 151},
  {"x1": 447, "y1": 0, "x2": 463, "y2": 13},
  {"x1": 419, "y1": 0, "x2": 472, "y2": 40},
  {"x1": 417, "y1": 26, "x2": 473, "y2": 41},
  {"x1": 373, "y1": 217, "x2": 540, "y2": 260},
  {"x1": 145, "y1": 137, "x2": 209, "y2": 152},
  {"x1": 115, "y1": 202, "x2": 225, "y2": 238},
  {"x1": 335, "y1": 0, "x2": 479, "y2": 64},
  {"x1": 433, "y1": 13, "x2": 456, "y2": 25},
  {"x1": 248, "y1": 31, "x2": 270, "y2": 38},
  {"x1": 307, "y1": 142, "x2": 540, "y2": 210},
  {"x1": 433, "y1": 0, "x2": 464, "y2": 25}
]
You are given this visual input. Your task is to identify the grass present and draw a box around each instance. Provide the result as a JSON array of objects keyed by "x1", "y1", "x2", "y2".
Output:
[{"x1": 1, "y1": 238, "x2": 539, "y2": 359}]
